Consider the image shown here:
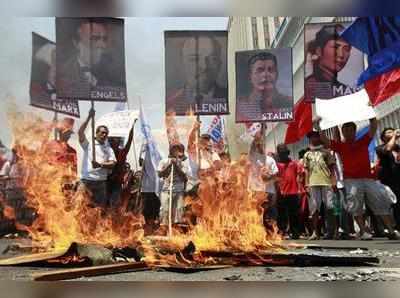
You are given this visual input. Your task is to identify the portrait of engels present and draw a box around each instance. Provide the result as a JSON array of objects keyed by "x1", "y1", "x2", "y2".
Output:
[{"x1": 57, "y1": 18, "x2": 126, "y2": 101}]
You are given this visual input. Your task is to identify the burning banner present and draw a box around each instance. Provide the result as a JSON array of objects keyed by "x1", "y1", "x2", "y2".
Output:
[
  {"x1": 30, "y1": 32, "x2": 80, "y2": 117},
  {"x1": 56, "y1": 18, "x2": 127, "y2": 102}
]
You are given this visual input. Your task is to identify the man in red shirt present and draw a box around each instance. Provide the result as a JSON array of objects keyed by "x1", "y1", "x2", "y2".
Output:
[
  {"x1": 276, "y1": 144, "x2": 301, "y2": 239},
  {"x1": 318, "y1": 118, "x2": 400, "y2": 240},
  {"x1": 108, "y1": 124, "x2": 135, "y2": 210}
]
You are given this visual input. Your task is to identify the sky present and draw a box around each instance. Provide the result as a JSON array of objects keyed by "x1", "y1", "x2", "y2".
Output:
[{"x1": 0, "y1": 17, "x2": 228, "y2": 159}]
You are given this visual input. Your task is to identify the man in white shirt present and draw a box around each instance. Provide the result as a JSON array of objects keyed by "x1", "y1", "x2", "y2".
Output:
[
  {"x1": 157, "y1": 143, "x2": 189, "y2": 230},
  {"x1": 248, "y1": 131, "x2": 279, "y2": 231},
  {"x1": 78, "y1": 109, "x2": 116, "y2": 208},
  {"x1": 187, "y1": 120, "x2": 221, "y2": 181}
]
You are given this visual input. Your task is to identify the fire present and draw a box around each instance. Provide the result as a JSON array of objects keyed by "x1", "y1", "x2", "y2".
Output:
[
  {"x1": 3, "y1": 106, "x2": 282, "y2": 265},
  {"x1": 186, "y1": 158, "x2": 282, "y2": 253},
  {"x1": 143, "y1": 117, "x2": 282, "y2": 265},
  {"x1": 4, "y1": 106, "x2": 144, "y2": 250}
]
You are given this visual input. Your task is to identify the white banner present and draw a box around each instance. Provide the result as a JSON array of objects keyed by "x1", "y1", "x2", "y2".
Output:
[
  {"x1": 97, "y1": 110, "x2": 139, "y2": 137},
  {"x1": 316, "y1": 89, "x2": 376, "y2": 130}
]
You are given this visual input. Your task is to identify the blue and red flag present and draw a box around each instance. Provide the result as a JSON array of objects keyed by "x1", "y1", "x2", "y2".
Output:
[
  {"x1": 341, "y1": 17, "x2": 400, "y2": 84},
  {"x1": 341, "y1": 17, "x2": 400, "y2": 106},
  {"x1": 341, "y1": 17, "x2": 400, "y2": 105}
]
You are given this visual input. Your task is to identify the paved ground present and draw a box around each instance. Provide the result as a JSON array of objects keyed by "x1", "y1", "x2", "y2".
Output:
[{"x1": 1, "y1": 237, "x2": 400, "y2": 281}]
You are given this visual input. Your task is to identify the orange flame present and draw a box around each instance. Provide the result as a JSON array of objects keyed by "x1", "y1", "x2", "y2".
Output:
[
  {"x1": 5, "y1": 106, "x2": 282, "y2": 263},
  {"x1": 187, "y1": 159, "x2": 282, "y2": 253},
  {"x1": 142, "y1": 115, "x2": 282, "y2": 265},
  {"x1": 6, "y1": 108, "x2": 144, "y2": 250}
]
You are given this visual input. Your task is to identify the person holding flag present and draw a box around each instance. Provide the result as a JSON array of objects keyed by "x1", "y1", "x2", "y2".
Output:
[{"x1": 139, "y1": 103, "x2": 163, "y2": 234}]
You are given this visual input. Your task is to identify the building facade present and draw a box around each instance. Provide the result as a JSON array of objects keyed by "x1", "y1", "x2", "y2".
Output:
[{"x1": 226, "y1": 16, "x2": 400, "y2": 159}]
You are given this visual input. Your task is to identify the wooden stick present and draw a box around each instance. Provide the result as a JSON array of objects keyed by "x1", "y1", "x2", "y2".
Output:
[
  {"x1": 89, "y1": 21, "x2": 96, "y2": 162},
  {"x1": 131, "y1": 119, "x2": 139, "y2": 171},
  {"x1": 261, "y1": 122, "x2": 266, "y2": 154},
  {"x1": 53, "y1": 111, "x2": 58, "y2": 140},
  {"x1": 91, "y1": 100, "x2": 96, "y2": 162},
  {"x1": 0, "y1": 248, "x2": 70, "y2": 266},
  {"x1": 196, "y1": 115, "x2": 201, "y2": 170},
  {"x1": 168, "y1": 163, "x2": 174, "y2": 237},
  {"x1": 32, "y1": 261, "x2": 148, "y2": 281},
  {"x1": 195, "y1": 34, "x2": 201, "y2": 171}
]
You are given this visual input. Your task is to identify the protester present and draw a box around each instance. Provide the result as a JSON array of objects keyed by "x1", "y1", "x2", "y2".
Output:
[
  {"x1": 117, "y1": 162, "x2": 137, "y2": 212},
  {"x1": 0, "y1": 141, "x2": 13, "y2": 177},
  {"x1": 276, "y1": 143, "x2": 301, "y2": 239},
  {"x1": 2, "y1": 145, "x2": 29, "y2": 188},
  {"x1": 139, "y1": 148, "x2": 162, "y2": 234},
  {"x1": 317, "y1": 118, "x2": 400, "y2": 240},
  {"x1": 376, "y1": 127, "x2": 400, "y2": 229},
  {"x1": 0, "y1": 149, "x2": 14, "y2": 178},
  {"x1": 297, "y1": 148, "x2": 311, "y2": 237},
  {"x1": 187, "y1": 120, "x2": 222, "y2": 180},
  {"x1": 248, "y1": 130, "x2": 279, "y2": 231},
  {"x1": 332, "y1": 151, "x2": 354, "y2": 239},
  {"x1": 78, "y1": 109, "x2": 116, "y2": 208},
  {"x1": 108, "y1": 124, "x2": 135, "y2": 209},
  {"x1": 303, "y1": 131, "x2": 337, "y2": 240},
  {"x1": 217, "y1": 151, "x2": 231, "y2": 182},
  {"x1": 157, "y1": 143, "x2": 189, "y2": 233}
]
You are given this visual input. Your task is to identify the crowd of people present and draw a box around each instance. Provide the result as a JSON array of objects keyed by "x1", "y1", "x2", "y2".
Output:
[{"x1": 1, "y1": 109, "x2": 400, "y2": 241}]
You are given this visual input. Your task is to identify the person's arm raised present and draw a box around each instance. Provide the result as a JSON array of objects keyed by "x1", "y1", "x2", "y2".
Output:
[
  {"x1": 368, "y1": 117, "x2": 378, "y2": 138},
  {"x1": 79, "y1": 108, "x2": 95, "y2": 144},
  {"x1": 313, "y1": 116, "x2": 331, "y2": 147},
  {"x1": 188, "y1": 120, "x2": 201, "y2": 158},
  {"x1": 384, "y1": 129, "x2": 400, "y2": 152}
]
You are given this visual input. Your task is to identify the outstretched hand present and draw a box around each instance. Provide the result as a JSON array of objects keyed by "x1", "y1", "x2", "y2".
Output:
[
  {"x1": 192, "y1": 120, "x2": 201, "y2": 131},
  {"x1": 312, "y1": 116, "x2": 322, "y2": 130},
  {"x1": 88, "y1": 108, "x2": 95, "y2": 119}
]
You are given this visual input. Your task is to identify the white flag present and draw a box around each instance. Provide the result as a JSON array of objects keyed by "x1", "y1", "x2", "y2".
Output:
[{"x1": 139, "y1": 103, "x2": 162, "y2": 193}]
